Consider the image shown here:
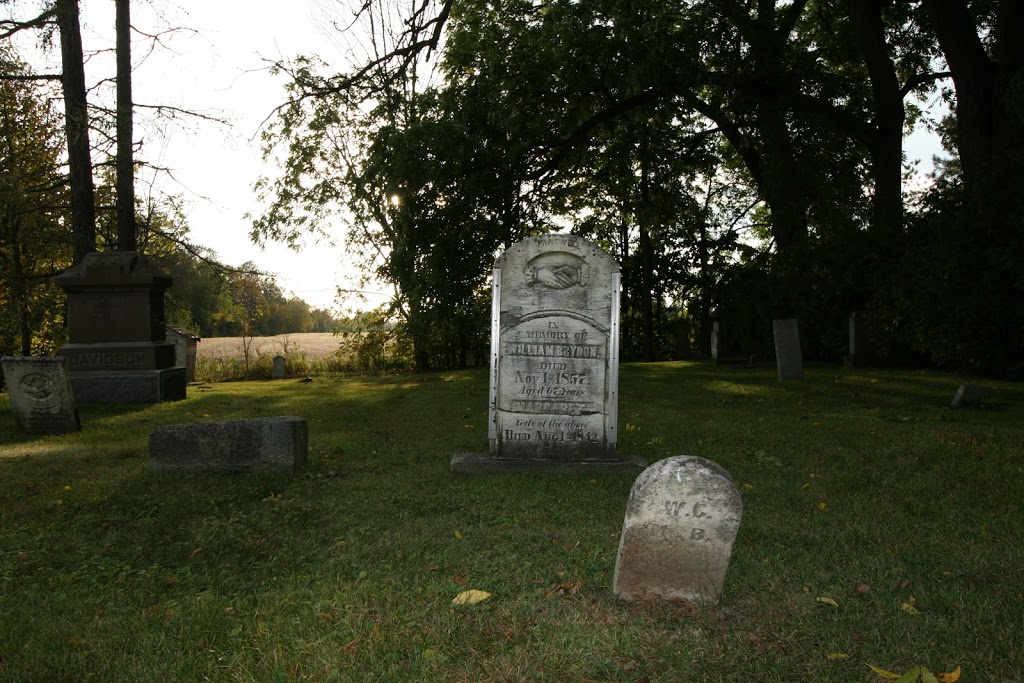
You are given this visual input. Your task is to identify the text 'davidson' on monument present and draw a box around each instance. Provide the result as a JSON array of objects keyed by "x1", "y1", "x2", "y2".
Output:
[{"x1": 452, "y1": 233, "x2": 646, "y2": 474}]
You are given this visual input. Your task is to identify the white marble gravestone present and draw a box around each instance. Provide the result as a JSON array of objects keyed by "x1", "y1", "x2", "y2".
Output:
[
  {"x1": 451, "y1": 234, "x2": 645, "y2": 473},
  {"x1": 613, "y1": 456, "x2": 742, "y2": 604},
  {"x1": 772, "y1": 318, "x2": 804, "y2": 381},
  {"x1": 1, "y1": 356, "x2": 80, "y2": 434}
]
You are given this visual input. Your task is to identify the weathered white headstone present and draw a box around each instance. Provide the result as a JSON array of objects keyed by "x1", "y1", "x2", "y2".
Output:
[
  {"x1": 772, "y1": 318, "x2": 804, "y2": 381},
  {"x1": 1, "y1": 356, "x2": 80, "y2": 434},
  {"x1": 613, "y1": 456, "x2": 742, "y2": 604},
  {"x1": 451, "y1": 234, "x2": 645, "y2": 473},
  {"x1": 951, "y1": 383, "x2": 983, "y2": 408},
  {"x1": 272, "y1": 354, "x2": 287, "y2": 379}
]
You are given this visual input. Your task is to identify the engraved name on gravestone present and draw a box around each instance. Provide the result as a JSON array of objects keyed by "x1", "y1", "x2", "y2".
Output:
[
  {"x1": 1, "y1": 356, "x2": 80, "y2": 434},
  {"x1": 614, "y1": 456, "x2": 742, "y2": 604},
  {"x1": 490, "y1": 234, "x2": 620, "y2": 461}
]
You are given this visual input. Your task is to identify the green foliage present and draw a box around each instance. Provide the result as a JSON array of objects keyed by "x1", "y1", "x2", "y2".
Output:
[
  {"x1": 335, "y1": 307, "x2": 414, "y2": 374},
  {"x1": 873, "y1": 170, "x2": 1024, "y2": 377},
  {"x1": 254, "y1": 0, "x2": 1020, "y2": 372},
  {"x1": 0, "y1": 50, "x2": 71, "y2": 356}
]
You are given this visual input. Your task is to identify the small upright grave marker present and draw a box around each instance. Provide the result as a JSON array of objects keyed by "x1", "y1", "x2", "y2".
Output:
[
  {"x1": 614, "y1": 456, "x2": 742, "y2": 604},
  {"x1": 951, "y1": 383, "x2": 983, "y2": 408},
  {"x1": 711, "y1": 320, "x2": 720, "y2": 366},
  {"x1": 452, "y1": 234, "x2": 644, "y2": 473},
  {"x1": 1, "y1": 356, "x2": 80, "y2": 434},
  {"x1": 272, "y1": 355, "x2": 287, "y2": 379},
  {"x1": 772, "y1": 318, "x2": 804, "y2": 381}
]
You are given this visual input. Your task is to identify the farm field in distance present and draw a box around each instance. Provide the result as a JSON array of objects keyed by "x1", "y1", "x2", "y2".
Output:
[{"x1": 198, "y1": 332, "x2": 343, "y2": 361}]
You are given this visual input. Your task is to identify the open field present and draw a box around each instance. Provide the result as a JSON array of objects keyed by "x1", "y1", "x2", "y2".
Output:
[
  {"x1": 198, "y1": 333, "x2": 344, "y2": 361},
  {"x1": 1, "y1": 363, "x2": 1022, "y2": 681}
]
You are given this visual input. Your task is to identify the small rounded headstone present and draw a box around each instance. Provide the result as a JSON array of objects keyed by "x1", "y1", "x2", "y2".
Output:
[{"x1": 613, "y1": 456, "x2": 743, "y2": 604}]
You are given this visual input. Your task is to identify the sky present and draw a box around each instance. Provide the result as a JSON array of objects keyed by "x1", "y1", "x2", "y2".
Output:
[
  {"x1": 124, "y1": 0, "x2": 388, "y2": 313},
  {"x1": 14, "y1": 0, "x2": 386, "y2": 312},
  {"x1": 10, "y1": 1, "x2": 945, "y2": 313}
]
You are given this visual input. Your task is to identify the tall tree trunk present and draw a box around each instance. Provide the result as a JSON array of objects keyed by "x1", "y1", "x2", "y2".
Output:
[
  {"x1": 921, "y1": 0, "x2": 1024, "y2": 204},
  {"x1": 116, "y1": 0, "x2": 136, "y2": 251},
  {"x1": 618, "y1": 211, "x2": 630, "y2": 359},
  {"x1": 756, "y1": 103, "x2": 810, "y2": 316},
  {"x1": 638, "y1": 145, "x2": 655, "y2": 362},
  {"x1": 55, "y1": 0, "x2": 95, "y2": 263},
  {"x1": 847, "y1": 0, "x2": 905, "y2": 240}
]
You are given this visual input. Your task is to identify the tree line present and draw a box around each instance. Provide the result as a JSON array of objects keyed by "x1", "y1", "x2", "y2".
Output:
[
  {"x1": 0, "y1": 56, "x2": 339, "y2": 351},
  {"x1": 253, "y1": 0, "x2": 1021, "y2": 376}
]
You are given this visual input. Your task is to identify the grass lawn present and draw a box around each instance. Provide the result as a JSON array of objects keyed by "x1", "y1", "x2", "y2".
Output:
[{"x1": 1, "y1": 362, "x2": 1022, "y2": 682}]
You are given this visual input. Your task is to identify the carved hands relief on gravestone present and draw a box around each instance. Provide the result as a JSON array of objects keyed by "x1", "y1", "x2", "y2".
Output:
[
  {"x1": 614, "y1": 456, "x2": 742, "y2": 604},
  {"x1": 490, "y1": 235, "x2": 620, "y2": 461}
]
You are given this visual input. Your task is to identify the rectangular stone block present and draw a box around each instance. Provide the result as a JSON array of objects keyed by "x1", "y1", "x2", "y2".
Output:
[
  {"x1": 1, "y1": 356, "x2": 80, "y2": 434},
  {"x1": 149, "y1": 416, "x2": 308, "y2": 473}
]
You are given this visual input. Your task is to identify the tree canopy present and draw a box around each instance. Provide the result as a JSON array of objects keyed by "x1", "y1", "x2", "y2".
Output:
[{"x1": 252, "y1": 0, "x2": 1021, "y2": 375}]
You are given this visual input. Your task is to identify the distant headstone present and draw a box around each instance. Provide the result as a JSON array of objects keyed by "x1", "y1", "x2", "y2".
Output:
[
  {"x1": 451, "y1": 233, "x2": 645, "y2": 474},
  {"x1": 166, "y1": 326, "x2": 200, "y2": 382},
  {"x1": 951, "y1": 383, "x2": 983, "y2": 408},
  {"x1": 711, "y1": 320, "x2": 720, "y2": 366},
  {"x1": 613, "y1": 456, "x2": 742, "y2": 604},
  {"x1": 1, "y1": 356, "x2": 80, "y2": 434},
  {"x1": 272, "y1": 355, "x2": 287, "y2": 379},
  {"x1": 772, "y1": 318, "x2": 804, "y2": 381},
  {"x1": 845, "y1": 311, "x2": 874, "y2": 368},
  {"x1": 149, "y1": 416, "x2": 308, "y2": 473}
]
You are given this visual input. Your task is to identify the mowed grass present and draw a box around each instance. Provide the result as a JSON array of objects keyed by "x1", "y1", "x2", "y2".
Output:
[{"x1": 1, "y1": 363, "x2": 1022, "y2": 682}]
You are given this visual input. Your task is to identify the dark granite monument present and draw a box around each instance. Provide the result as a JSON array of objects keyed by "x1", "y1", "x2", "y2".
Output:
[{"x1": 56, "y1": 251, "x2": 186, "y2": 402}]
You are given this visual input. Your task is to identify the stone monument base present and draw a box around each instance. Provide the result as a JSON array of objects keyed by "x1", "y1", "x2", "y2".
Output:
[
  {"x1": 70, "y1": 367, "x2": 186, "y2": 403},
  {"x1": 451, "y1": 452, "x2": 648, "y2": 475}
]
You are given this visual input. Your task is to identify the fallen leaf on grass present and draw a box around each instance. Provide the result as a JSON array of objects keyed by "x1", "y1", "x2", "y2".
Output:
[
  {"x1": 867, "y1": 664, "x2": 901, "y2": 679},
  {"x1": 818, "y1": 502, "x2": 827, "y2": 510},
  {"x1": 453, "y1": 530, "x2": 463, "y2": 540},
  {"x1": 854, "y1": 582, "x2": 872, "y2": 594},
  {"x1": 452, "y1": 590, "x2": 491, "y2": 605},
  {"x1": 867, "y1": 664, "x2": 957, "y2": 682},
  {"x1": 816, "y1": 596, "x2": 840, "y2": 608},
  {"x1": 827, "y1": 652, "x2": 849, "y2": 660},
  {"x1": 901, "y1": 602, "x2": 920, "y2": 615}
]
